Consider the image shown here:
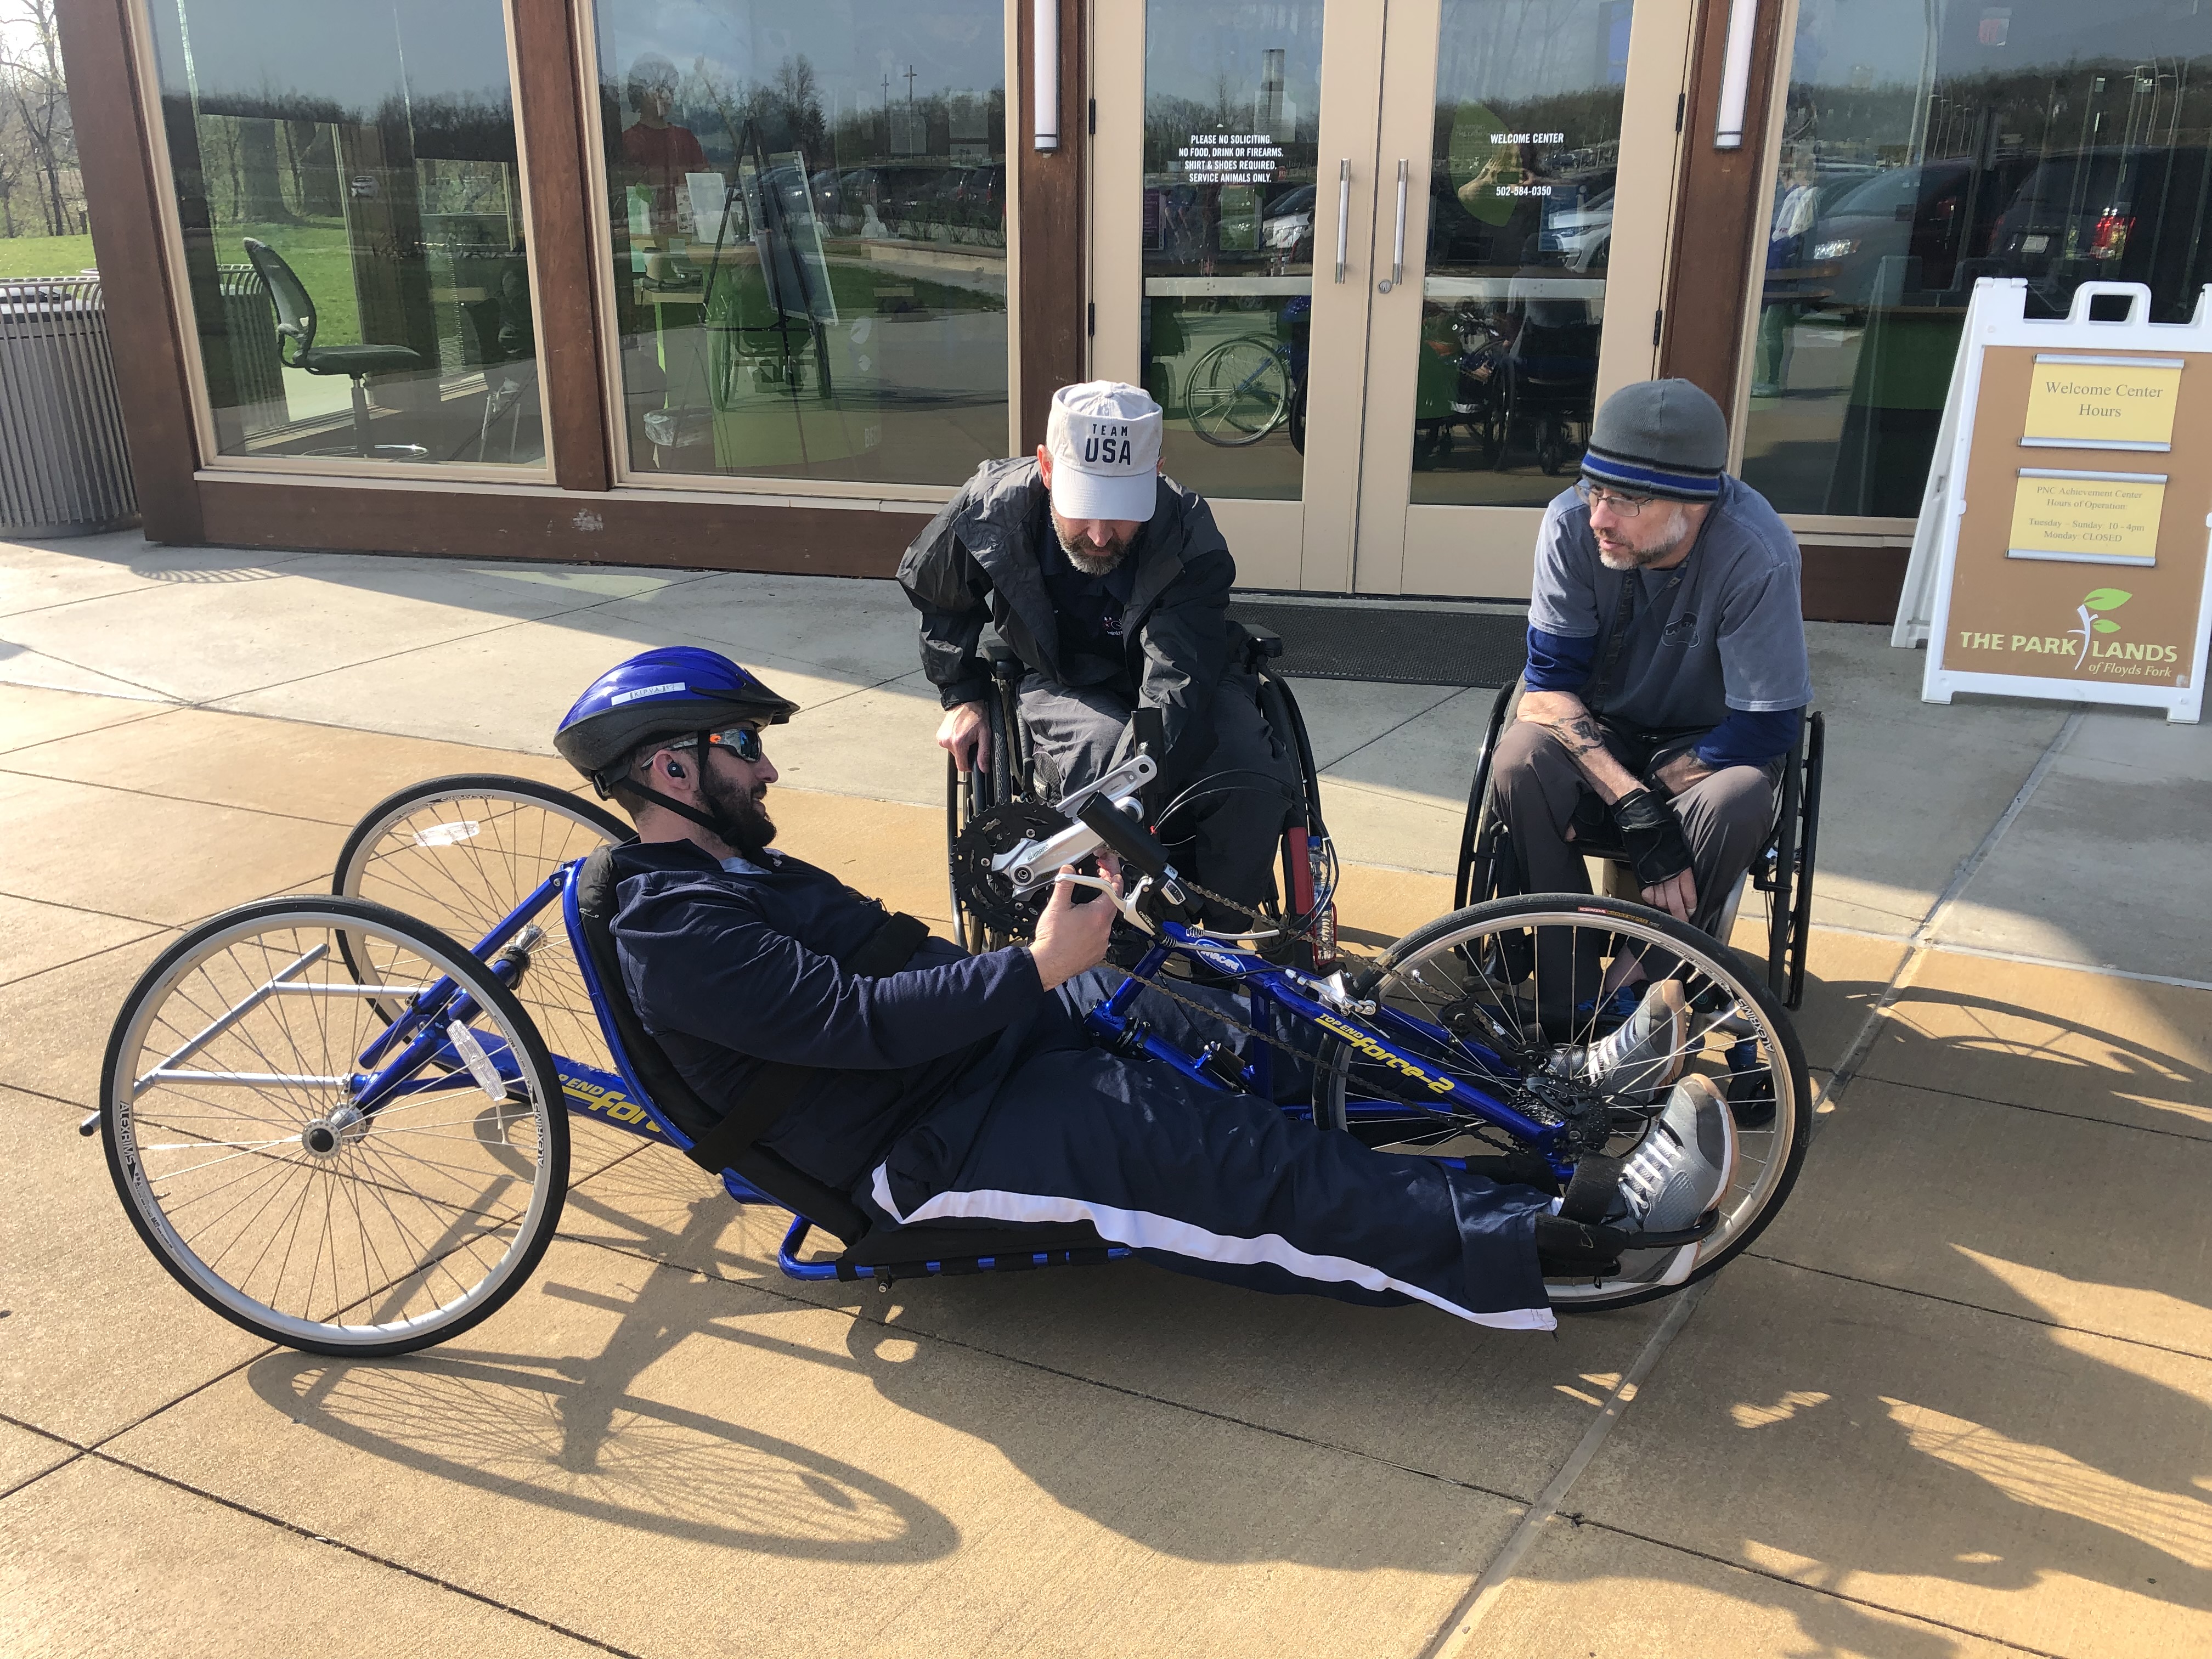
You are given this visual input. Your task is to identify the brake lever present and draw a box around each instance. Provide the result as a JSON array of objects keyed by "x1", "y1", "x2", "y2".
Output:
[{"x1": 1049, "y1": 870, "x2": 1156, "y2": 933}]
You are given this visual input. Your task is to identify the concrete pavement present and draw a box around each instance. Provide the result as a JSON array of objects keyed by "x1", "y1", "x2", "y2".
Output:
[{"x1": 2, "y1": 532, "x2": 2208, "y2": 1657}]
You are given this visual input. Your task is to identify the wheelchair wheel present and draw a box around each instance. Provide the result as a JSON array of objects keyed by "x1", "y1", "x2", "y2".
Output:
[
  {"x1": 1187, "y1": 337, "x2": 1290, "y2": 447},
  {"x1": 334, "y1": 775, "x2": 631, "y2": 1074},
  {"x1": 101, "y1": 896, "x2": 569, "y2": 1356},
  {"x1": 1314, "y1": 893, "x2": 1810, "y2": 1311}
]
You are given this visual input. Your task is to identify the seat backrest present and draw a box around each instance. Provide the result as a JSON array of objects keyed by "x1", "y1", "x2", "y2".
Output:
[
  {"x1": 569, "y1": 844, "x2": 872, "y2": 1244},
  {"x1": 241, "y1": 238, "x2": 316, "y2": 360}
]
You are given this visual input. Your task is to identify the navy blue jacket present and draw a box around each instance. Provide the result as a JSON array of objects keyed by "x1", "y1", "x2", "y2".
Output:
[{"x1": 610, "y1": 840, "x2": 1043, "y2": 1187}]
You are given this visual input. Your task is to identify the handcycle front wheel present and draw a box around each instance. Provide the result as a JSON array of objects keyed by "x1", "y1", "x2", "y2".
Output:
[
  {"x1": 101, "y1": 895, "x2": 570, "y2": 1356},
  {"x1": 334, "y1": 774, "x2": 631, "y2": 1074},
  {"x1": 1316, "y1": 893, "x2": 1811, "y2": 1310}
]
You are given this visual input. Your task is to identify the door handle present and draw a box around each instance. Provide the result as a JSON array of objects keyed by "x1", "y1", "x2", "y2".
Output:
[
  {"x1": 1334, "y1": 159, "x2": 1351, "y2": 283},
  {"x1": 1380, "y1": 159, "x2": 1409, "y2": 292}
]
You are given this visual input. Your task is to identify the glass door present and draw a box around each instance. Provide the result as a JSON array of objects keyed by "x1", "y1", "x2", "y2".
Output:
[
  {"x1": 1091, "y1": 0, "x2": 1691, "y2": 595},
  {"x1": 1352, "y1": 0, "x2": 1695, "y2": 596}
]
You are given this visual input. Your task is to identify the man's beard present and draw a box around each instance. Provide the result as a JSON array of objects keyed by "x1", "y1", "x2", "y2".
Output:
[
  {"x1": 1595, "y1": 505, "x2": 1694, "y2": 571},
  {"x1": 702, "y1": 768, "x2": 776, "y2": 857},
  {"x1": 1054, "y1": 513, "x2": 1133, "y2": 577}
]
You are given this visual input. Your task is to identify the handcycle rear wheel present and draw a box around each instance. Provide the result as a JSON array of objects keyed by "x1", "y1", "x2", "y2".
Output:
[
  {"x1": 334, "y1": 774, "x2": 631, "y2": 1073},
  {"x1": 1187, "y1": 336, "x2": 1290, "y2": 447},
  {"x1": 1316, "y1": 893, "x2": 1810, "y2": 1310},
  {"x1": 101, "y1": 896, "x2": 569, "y2": 1356}
]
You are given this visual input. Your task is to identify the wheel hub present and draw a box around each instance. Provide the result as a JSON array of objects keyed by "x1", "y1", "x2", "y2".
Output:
[{"x1": 300, "y1": 1104, "x2": 365, "y2": 1160}]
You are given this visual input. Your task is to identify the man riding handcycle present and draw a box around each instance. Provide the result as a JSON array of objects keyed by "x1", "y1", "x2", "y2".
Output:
[{"x1": 95, "y1": 650, "x2": 1810, "y2": 1355}]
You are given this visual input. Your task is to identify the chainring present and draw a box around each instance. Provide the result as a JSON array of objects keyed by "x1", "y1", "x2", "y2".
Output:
[{"x1": 950, "y1": 801, "x2": 1071, "y2": 936}]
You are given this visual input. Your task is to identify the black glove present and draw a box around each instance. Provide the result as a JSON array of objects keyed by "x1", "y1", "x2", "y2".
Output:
[{"x1": 1609, "y1": 787, "x2": 1694, "y2": 887}]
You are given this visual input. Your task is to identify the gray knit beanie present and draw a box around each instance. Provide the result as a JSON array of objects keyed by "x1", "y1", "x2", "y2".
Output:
[{"x1": 1580, "y1": 379, "x2": 1729, "y2": 501}]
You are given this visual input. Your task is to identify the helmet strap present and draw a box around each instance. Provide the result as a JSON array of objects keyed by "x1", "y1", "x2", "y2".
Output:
[{"x1": 603, "y1": 732, "x2": 768, "y2": 860}]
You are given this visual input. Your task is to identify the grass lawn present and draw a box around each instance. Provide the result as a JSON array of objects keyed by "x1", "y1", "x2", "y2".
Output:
[{"x1": 0, "y1": 233, "x2": 96, "y2": 279}]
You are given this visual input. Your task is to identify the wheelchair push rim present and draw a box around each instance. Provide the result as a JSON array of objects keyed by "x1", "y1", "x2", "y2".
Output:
[
  {"x1": 100, "y1": 896, "x2": 570, "y2": 1356},
  {"x1": 1317, "y1": 894, "x2": 1811, "y2": 1310}
]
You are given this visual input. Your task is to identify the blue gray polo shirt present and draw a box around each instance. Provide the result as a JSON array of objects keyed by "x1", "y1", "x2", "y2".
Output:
[{"x1": 1525, "y1": 475, "x2": 1812, "y2": 765}]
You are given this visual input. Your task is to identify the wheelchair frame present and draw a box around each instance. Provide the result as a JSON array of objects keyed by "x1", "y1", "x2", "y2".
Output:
[
  {"x1": 1452, "y1": 680, "x2": 1826, "y2": 1009},
  {"x1": 945, "y1": 624, "x2": 1339, "y2": 968}
]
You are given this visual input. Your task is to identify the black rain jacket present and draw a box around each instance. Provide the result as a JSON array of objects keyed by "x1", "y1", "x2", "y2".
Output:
[{"x1": 896, "y1": 456, "x2": 1240, "y2": 768}]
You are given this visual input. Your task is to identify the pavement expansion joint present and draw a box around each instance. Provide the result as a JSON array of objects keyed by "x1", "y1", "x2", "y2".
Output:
[
  {"x1": 0, "y1": 764, "x2": 359, "y2": 829},
  {"x1": 1748, "y1": 1251, "x2": 2212, "y2": 1365},
  {"x1": 83, "y1": 1448, "x2": 646, "y2": 1659},
  {"x1": 1552, "y1": 1513, "x2": 2071, "y2": 1659},
  {"x1": 1861, "y1": 1076, "x2": 2212, "y2": 1145}
]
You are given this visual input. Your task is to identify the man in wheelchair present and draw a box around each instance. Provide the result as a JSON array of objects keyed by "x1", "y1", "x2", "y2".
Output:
[
  {"x1": 899, "y1": 380, "x2": 1299, "y2": 923},
  {"x1": 1496, "y1": 379, "x2": 1812, "y2": 1035},
  {"x1": 554, "y1": 647, "x2": 1740, "y2": 1330}
]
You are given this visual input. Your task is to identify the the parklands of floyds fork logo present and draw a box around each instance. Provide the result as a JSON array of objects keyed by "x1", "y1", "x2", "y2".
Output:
[{"x1": 1959, "y1": 587, "x2": 2180, "y2": 677}]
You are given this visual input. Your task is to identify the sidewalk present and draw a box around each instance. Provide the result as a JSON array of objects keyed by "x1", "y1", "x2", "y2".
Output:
[{"x1": 2, "y1": 532, "x2": 2207, "y2": 1657}]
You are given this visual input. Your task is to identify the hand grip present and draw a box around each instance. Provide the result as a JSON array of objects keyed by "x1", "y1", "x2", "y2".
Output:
[
  {"x1": 1076, "y1": 794, "x2": 1169, "y2": 882},
  {"x1": 1389, "y1": 158, "x2": 1408, "y2": 289},
  {"x1": 1334, "y1": 159, "x2": 1351, "y2": 283}
]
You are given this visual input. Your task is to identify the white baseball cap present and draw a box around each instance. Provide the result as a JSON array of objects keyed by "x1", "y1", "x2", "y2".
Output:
[{"x1": 1043, "y1": 381, "x2": 1163, "y2": 522}]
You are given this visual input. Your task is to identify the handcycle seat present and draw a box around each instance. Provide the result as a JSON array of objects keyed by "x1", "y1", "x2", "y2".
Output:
[{"x1": 569, "y1": 844, "x2": 1111, "y2": 1273}]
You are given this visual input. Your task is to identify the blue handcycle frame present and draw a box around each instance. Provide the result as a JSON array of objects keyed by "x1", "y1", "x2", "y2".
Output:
[{"x1": 358, "y1": 857, "x2": 1568, "y2": 1285}]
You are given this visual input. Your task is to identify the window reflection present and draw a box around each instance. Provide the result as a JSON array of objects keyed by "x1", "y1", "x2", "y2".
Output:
[
  {"x1": 144, "y1": 0, "x2": 541, "y2": 467},
  {"x1": 592, "y1": 2, "x2": 1006, "y2": 486},
  {"x1": 1142, "y1": 2, "x2": 1324, "y2": 503},
  {"x1": 1745, "y1": 0, "x2": 2212, "y2": 516},
  {"x1": 1412, "y1": 0, "x2": 1630, "y2": 506}
]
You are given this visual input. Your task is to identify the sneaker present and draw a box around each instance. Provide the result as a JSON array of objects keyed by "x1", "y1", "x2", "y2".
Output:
[
  {"x1": 1615, "y1": 1074, "x2": 1735, "y2": 1233},
  {"x1": 1552, "y1": 979, "x2": 1688, "y2": 1103}
]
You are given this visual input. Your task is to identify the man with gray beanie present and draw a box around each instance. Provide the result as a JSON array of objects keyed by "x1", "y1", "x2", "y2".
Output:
[
  {"x1": 899, "y1": 381, "x2": 1298, "y2": 921},
  {"x1": 1491, "y1": 379, "x2": 1811, "y2": 1076}
]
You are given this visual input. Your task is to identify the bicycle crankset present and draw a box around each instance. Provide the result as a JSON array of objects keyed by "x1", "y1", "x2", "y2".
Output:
[{"x1": 950, "y1": 802, "x2": 1071, "y2": 935}]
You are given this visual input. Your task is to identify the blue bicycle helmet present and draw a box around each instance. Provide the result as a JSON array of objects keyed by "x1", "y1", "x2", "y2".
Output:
[{"x1": 555, "y1": 646, "x2": 798, "y2": 794}]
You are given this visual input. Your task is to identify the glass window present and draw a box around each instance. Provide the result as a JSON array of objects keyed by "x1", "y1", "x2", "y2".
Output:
[
  {"x1": 1745, "y1": 0, "x2": 2212, "y2": 517},
  {"x1": 1143, "y1": 1, "x2": 1325, "y2": 502},
  {"x1": 144, "y1": 0, "x2": 543, "y2": 467},
  {"x1": 589, "y1": 3, "x2": 1007, "y2": 486},
  {"x1": 1413, "y1": 0, "x2": 1632, "y2": 505}
]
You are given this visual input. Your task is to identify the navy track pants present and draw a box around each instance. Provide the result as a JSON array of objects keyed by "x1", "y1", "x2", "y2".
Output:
[{"x1": 860, "y1": 970, "x2": 1556, "y2": 1331}]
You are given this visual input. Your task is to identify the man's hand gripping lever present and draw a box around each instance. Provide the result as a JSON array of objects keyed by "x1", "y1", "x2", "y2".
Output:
[{"x1": 1075, "y1": 793, "x2": 1203, "y2": 929}]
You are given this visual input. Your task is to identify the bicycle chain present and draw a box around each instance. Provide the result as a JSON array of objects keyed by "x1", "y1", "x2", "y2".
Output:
[{"x1": 1113, "y1": 957, "x2": 1531, "y2": 1157}]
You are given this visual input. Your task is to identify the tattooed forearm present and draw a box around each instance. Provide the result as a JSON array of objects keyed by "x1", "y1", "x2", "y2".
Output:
[{"x1": 1539, "y1": 710, "x2": 1608, "y2": 755}]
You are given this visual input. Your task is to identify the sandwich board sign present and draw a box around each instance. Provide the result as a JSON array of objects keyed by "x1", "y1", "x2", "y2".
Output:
[{"x1": 1916, "y1": 278, "x2": 2212, "y2": 723}]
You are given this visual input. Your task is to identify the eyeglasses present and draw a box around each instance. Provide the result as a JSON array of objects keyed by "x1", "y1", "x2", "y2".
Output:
[
  {"x1": 698, "y1": 725, "x2": 766, "y2": 763},
  {"x1": 1575, "y1": 479, "x2": 1657, "y2": 518}
]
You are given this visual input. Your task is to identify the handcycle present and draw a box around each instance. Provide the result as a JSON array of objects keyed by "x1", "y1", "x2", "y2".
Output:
[{"x1": 94, "y1": 754, "x2": 1810, "y2": 1359}]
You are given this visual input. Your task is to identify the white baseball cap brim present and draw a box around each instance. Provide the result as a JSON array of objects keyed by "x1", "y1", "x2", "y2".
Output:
[{"x1": 1049, "y1": 460, "x2": 1158, "y2": 522}]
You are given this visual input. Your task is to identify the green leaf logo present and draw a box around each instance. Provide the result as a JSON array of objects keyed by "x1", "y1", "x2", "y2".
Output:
[
  {"x1": 2083, "y1": 588, "x2": 2133, "y2": 611},
  {"x1": 2093, "y1": 618, "x2": 2120, "y2": 633}
]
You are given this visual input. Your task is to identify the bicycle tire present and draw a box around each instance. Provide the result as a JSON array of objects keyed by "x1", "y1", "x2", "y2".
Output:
[
  {"x1": 1186, "y1": 337, "x2": 1290, "y2": 448},
  {"x1": 1315, "y1": 892, "x2": 1810, "y2": 1311},
  {"x1": 102, "y1": 895, "x2": 570, "y2": 1356},
  {"x1": 334, "y1": 774, "x2": 631, "y2": 1076}
]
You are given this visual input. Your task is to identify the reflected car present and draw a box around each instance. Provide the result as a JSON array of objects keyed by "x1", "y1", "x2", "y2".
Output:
[
  {"x1": 1803, "y1": 161, "x2": 1984, "y2": 308},
  {"x1": 1985, "y1": 146, "x2": 2212, "y2": 317},
  {"x1": 1260, "y1": 184, "x2": 1316, "y2": 250}
]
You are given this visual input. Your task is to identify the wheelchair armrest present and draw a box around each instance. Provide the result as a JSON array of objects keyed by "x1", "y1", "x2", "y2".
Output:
[
  {"x1": 1234, "y1": 620, "x2": 1284, "y2": 674},
  {"x1": 983, "y1": 637, "x2": 1022, "y2": 672}
]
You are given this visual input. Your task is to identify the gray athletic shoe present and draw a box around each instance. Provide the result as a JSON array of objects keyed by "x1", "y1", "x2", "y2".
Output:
[
  {"x1": 1617, "y1": 1074, "x2": 1736, "y2": 1232},
  {"x1": 1555, "y1": 979, "x2": 1688, "y2": 1103}
]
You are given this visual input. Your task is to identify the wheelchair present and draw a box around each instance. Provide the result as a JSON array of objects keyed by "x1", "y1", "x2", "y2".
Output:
[
  {"x1": 946, "y1": 621, "x2": 1341, "y2": 968},
  {"x1": 1453, "y1": 679, "x2": 1826, "y2": 1009},
  {"x1": 92, "y1": 738, "x2": 1813, "y2": 1358}
]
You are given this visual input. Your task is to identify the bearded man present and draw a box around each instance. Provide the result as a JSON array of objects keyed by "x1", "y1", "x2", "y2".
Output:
[
  {"x1": 1492, "y1": 379, "x2": 1812, "y2": 1045},
  {"x1": 898, "y1": 381, "x2": 1296, "y2": 920}
]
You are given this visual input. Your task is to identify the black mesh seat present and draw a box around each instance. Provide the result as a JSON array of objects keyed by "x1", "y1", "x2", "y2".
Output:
[
  {"x1": 241, "y1": 238, "x2": 427, "y2": 460},
  {"x1": 569, "y1": 845, "x2": 1111, "y2": 1276}
]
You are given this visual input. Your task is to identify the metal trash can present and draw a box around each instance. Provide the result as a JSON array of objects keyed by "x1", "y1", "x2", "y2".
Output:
[{"x1": 0, "y1": 275, "x2": 139, "y2": 537}]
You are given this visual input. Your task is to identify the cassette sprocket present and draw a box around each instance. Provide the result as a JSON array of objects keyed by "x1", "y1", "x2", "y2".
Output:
[{"x1": 950, "y1": 801, "x2": 1070, "y2": 937}]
